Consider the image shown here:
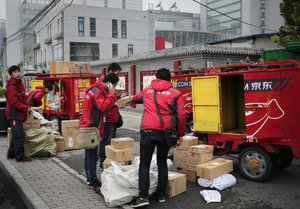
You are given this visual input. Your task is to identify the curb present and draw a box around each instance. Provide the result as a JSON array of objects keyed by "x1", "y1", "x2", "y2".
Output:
[{"x1": 0, "y1": 156, "x2": 50, "y2": 209}]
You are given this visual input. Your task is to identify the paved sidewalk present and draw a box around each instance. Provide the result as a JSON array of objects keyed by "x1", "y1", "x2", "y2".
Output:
[{"x1": 0, "y1": 140, "x2": 111, "y2": 209}]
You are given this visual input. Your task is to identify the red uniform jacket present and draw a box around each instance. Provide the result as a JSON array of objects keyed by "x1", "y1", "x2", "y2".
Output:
[
  {"x1": 26, "y1": 86, "x2": 45, "y2": 107},
  {"x1": 78, "y1": 79, "x2": 117, "y2": 136},
  {"x1": 5, "y1": 78, "x2": 29, "y2": 121},
  {"x1": 132, "y1": 79, "x2": 186, "y2": 136},
  {"x1": 98, "y1": 75, "x2": 120, "y2": 123}
]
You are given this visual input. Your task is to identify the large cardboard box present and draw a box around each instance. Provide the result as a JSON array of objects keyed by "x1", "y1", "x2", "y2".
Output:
[
  {"x1": 111, "y1": 137, "x2": 134, "y2": 149},
  {"x1": 166, "y1": 172, "x2": 187, "y2": 197},
  {"x1": 177, "y1": 169, "x2": 197, "y2": 183},
  {"x1": 55, "y1": 138, "x2": 65, "y2": 152},
  {"x1": 196, "y1": 158, "x2": 233, "y2": 179},
  {"x1": 173, "y1": 149, "x2": 189, "y2": 170},
  {"x1": 187, "y1": 152, "x2": 213, "y2": 171},
  {"x1": 23, "y1": 119, "x2": 41, "y2": 131},
  {"x1": 105, "y1": 145, "x2": 132, "y2": 162},
  {"x1": 103, "y1": 158, "x2": 127, "y2": 169},
  {"x1": 115, "y1": 96, "x2": 132, "y2": 108},
  {"x1": 188, "y1": 145, "x2": 214, "y2": 154},
  {"x1": 62, "y1": 120, "x2": 80, "y2": 150},
  {"x1": 176, "y1": 135, "x2": 198, "y2": 150}
]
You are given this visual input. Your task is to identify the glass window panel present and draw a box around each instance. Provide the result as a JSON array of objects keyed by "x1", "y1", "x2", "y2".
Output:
[
  {"x1": 78, "y1": 17, "x2": 84, "y2": 36},
  {"x1": 112, "y1": 44, "x2": 118, "y2": 58},
  {"x1": 112, "y1": 19, "x2": 118, "y2": 38},
  {"x1": 121, "y1": 20, "x2": 127, "y2": 38},
  {"x1": 128, "y1": 44, "x2": 133, "y2": 56},
  {"x1": 90, "y1": 18, "x2": 96, "y2": 37}
]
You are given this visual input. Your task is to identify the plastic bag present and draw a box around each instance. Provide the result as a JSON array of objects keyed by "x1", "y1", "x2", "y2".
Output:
[{"x1": 200, "y1": 190, "x2": 221, "y2": 203}]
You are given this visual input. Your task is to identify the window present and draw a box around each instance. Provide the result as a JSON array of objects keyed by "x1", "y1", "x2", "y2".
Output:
[
  {"x1": 78, "y1": 17, "x2": 84, "y2": 36},
  {"x1": 58, "y1": 18, "x2": 61, "y2": 32},
  {"x1": 121, "y1": 20, "x2": 127, "y2": 38},
  {"x1": 112, "y1": 44, "x2": 118, "y2": 58},
  {"x1": 52, "y1": 43, "x2": 63, "y2": 61},
  {"x1": 70, "y1": 42, "x2": 99, "y2": 62},
  {"x1": 90, "y1": 18, "x2": 96, "y2": 37},
  {"x1": 122, "y1": 0, "x2": 126, "y2": 9},
  {"x1": 104, "y1": 0, "x2": 107, "y2": 7},
  {"x1": 47, "y1": 24, "x2": 52, "y2": 37},
  {"x1": 112, "y1": 19, "x2": 118, "y2": 38},
  {"x1": 128, "y1": 44, "x2": 133, "y2": 56},
  {"x1": 36, "y1": 32, "x2": 40, "y2": 43}
]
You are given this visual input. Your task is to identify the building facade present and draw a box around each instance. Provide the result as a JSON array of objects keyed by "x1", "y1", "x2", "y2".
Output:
[
  {"x1": 6, "y1": 0, "x2": 51, "y2": 68},
  {"x1": 33, "y1": 0, "x2": 154, "y2": 72},
  {"x1": 200, "y1": 0, "x2": 283, "y2": 36},
  {"x1": 0, "y1": 19, "x2": 6, "y2": 69},
  {"x1": 153, "y1": 9, "x2": 224, "y2": 48}
]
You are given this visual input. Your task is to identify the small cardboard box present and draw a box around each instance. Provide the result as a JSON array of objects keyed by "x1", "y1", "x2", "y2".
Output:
[
  {"x1": 196, "y1": 158, "x2": 233, "y2": 179},
  {"x1": 115, "y1": 96, "x2": 132, "y2": 108},
  {"x1": 55, "y1": 138, "x2": 65, "y2": 152},
  {"x1": 188, "y1": 144, "x2": 214, "y2": 154},
  {"x1": 187, "y1": 152, "x2": 213, "y2": 172},
  {"x1": 8, "y1": 128, "x2": 12, "y2": 146},
  {"x1": 103, "y1": 158, "x2": 127, "y2": 169},
  {"x1": 105, "y1": 145, "x2": 132, "y2": 162},
  {"x1": 166, "y1": 172, "x2": 187, "y2": 197},
  {"x1": 111, "y1": 137, "x2": 134, "y2": 149},
  {"x1": 173, "y1": 149, "x2": 189, "y2": 170},
  {"x1": 62, "y1": 120, "x2": 80, "y2": 150},
  {"x1": 177, "y1": 169, "x2": 197, "y2": 183},
  {"x1": 23, "y1": 119, "x2": 41, "y2": 131},
  {"x1": 28, "y1": 107, "x2": 43, "y2": 120},
  {"x1": 176, "y1": 135, "x2": 198, "y2": 150}
]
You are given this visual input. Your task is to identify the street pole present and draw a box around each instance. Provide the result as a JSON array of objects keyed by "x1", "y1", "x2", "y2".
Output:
[{"x1": 2, "y1": 37, "x2": 7, "y2": 88}]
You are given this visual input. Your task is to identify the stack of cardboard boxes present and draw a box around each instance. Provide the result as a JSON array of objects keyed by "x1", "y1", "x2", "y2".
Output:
[
  {"x1": 103, "y1": 137, "x2": 134, "y2": 169},
  {"x1": 50, "y1": 61, "x2": 91, "y2": 74}
]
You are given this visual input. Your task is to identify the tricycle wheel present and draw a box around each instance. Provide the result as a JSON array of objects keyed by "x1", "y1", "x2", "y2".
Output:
[
  {"x1": 272, "y1": 149, "x2": 294, "y2": 169},
  {"x1": 238, "y1": 146, "x2": 272, "y2": 182},
  {"x1": 49, "y1": 115, "x2": 61, "y2": 132}
]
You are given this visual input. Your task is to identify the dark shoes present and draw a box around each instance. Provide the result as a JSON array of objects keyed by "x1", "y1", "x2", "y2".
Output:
[
  {"x1": 16, "y1": 156, "x2": 32, "y2": 162},
  {"x1": 130, "y1": 198, "x2": 149, "y2": 208},
  {"x1": 89, "y1": 186, "x2": 100, "y2": 193},
  {"x1": 157, "y1": 196, "x2": 166, "y2": 203},
  {"x1": 7, "y1": 155, "x2": 15, "y2": 160}
]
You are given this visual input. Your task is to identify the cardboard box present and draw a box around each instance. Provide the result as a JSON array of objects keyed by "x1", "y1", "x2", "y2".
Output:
[
  {"x1": 188, "y1": 145, "x2": 214, "y2": 154},
  {"x1": 103, "y1": 158, "x2": 127, "y2": 169},
  {"x1": 111, "y1": 137, "x2": 134, "y2": 149},
  {"x1": 177, "y1": 169, "x2": 197, "y2": 183},
  {"x1": 61, "y1": 120, "x2": 80, "y2": 150},
  {"x1": 8, "y1": 128, "x2": 12, "y2": 147},
  {"x1": 173, "y1": 149, "x2": 189, "y2": 170},
  {"x1": 55, "y1": 138, "x2": 65, "y2": 152},
  {"x1": 187, "y1": 152, "x2": 213, "y2": 171},
  {"x1": 105, "y1": 145, "x2": 132, "y2": 162},
  {"x1": 115, "y1": 96, "x2": 132, "y2": 108},
  {"x1": 196, "y1": 158, "x2": 233, "y2": 179},
  {"x1": 166, "y1": 172, "x2": 187, "y2": 197},
  {"x1": 23, "y1": 119, "x2": 41, "y2": 131},
  {"x1": 176, "y1": 135, "x2": 198, "y2": 150},
  {"x1": 28, "y1": 107, "x2": 43, "y2": 120}
]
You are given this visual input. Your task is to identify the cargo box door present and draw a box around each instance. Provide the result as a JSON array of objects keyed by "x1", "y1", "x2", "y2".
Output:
[
  {"x1": 30, "y1": 80, "x2": 45, "y2": 109},
  {"x1": 192, "y1": 76, "x2": 221, "y2": 133}
]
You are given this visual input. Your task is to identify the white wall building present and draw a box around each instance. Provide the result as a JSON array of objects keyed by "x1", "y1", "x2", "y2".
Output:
[
  {"x1": 33, "y1": 0, "x2": 154, "y2": 72},
  {"x1": 200, "y1": 0, "x2": 283, "y2": 36}
]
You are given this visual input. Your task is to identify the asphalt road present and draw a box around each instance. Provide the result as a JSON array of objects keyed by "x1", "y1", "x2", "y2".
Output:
[{"x1": 56, "y1": 110, "x2": 300, "y2": 209}]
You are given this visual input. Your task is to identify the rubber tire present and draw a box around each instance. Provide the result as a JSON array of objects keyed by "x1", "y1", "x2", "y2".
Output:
[
  {"x1": 272, "y1": 149, "x2": 294, "y2": 169},
  {"x1": 49, "y1": 115, "x2": 61, "y2": 132},
  {"x1": 238, "y1": 146, "x2": 272, "y2": 182}
]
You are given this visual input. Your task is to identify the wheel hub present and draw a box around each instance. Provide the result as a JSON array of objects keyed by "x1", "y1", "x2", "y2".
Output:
[{"x1": 248, "y1": 158, "x2": 259, "y2": 169}]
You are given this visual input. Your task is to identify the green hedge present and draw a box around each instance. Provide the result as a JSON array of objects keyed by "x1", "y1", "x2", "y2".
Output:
[{"x1": 0, "y1": 87, "x2": 4, "y2": 97}]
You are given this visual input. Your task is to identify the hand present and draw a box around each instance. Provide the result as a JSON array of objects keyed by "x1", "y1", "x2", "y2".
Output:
[
  {"x1": 176, "y1": 137, "x2": 183, "y2": 146},
  {"x1": 27, "y1": 107, "x2": 32, "y2": 113},
  {"x1": 109, "y1": 86, "x2": 116, "y2": 94},
  {"x1": 120, "y1": 92, "x2": 128, "y2": 98}
]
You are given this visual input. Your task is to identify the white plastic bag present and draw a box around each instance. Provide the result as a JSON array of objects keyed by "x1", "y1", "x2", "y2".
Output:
[
  {"x1": 200, "y1": 190, "x2": 221, "y2": 203},
  {"x1": 211, "y1": 174, "x2": 236, "y2": 191},
  {"x1": 101, "y1": 161, "x2": 158, "y2": 207}
]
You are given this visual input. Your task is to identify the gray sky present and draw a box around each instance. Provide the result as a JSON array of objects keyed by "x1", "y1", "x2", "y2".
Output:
[{"x1": 0, "y1": 0, "x2": 200, "y2": 20}]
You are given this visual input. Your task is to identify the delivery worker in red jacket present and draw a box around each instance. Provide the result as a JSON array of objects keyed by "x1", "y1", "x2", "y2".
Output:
[
  {"x1": 130, "y1": 68, "x2": 186, "y2": 207},
  {"x1": 26, "y1": 84, "x2": 52, "y2": 107},
  {"x1": 78, "y1": 73, "x2": 119, "y2": 193},
  {"x1": 6, "y1": 65, "x2": 32, "y2": 162},
  {"x1": 98, "y1": 62, "x2": 123, "y2": 169}
]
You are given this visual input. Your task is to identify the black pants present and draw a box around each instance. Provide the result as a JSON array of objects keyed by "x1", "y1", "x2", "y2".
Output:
[
  {"x1": 139, "y1": 130, "x2": 170, "y2": 198},
  {"x1": 7, "y1": 120, "x2": 25, "y2": 160}
]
